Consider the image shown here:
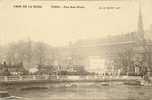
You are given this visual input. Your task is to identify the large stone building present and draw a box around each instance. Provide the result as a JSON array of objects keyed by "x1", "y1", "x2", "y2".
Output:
[{"x1": 56, "y1": 5, "x2": 152, "y2": 75}]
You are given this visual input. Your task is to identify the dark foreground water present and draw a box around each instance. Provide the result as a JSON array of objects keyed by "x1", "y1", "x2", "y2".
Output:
[{"x1": 9, "y1": 82, "x2": 152, "y2": 100}]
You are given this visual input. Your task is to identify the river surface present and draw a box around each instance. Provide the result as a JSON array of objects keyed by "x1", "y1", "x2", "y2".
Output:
[{"x1": 9, "y1": 82, "x2": 152, "y2": 100}]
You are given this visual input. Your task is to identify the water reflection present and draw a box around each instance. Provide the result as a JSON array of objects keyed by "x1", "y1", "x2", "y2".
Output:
[{"x1": 10, "y1": 83, "x2": 152, "y2": 100}]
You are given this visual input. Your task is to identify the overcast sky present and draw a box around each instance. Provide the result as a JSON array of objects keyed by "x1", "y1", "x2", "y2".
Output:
[{"x1": 0, "y1": 0, "x2": 152, "y2": 46}]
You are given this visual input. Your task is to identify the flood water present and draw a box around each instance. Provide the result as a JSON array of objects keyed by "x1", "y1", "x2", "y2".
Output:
[{"x1": 9, "y1": 82, "x2": 152, "y2": 100}]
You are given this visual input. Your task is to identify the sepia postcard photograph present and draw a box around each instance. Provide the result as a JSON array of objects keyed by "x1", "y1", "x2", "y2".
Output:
[{"x1": 0, "y1": 0, "x2": 152, "y2": 100}]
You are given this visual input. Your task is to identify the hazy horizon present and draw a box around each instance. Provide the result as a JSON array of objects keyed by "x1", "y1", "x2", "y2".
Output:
[{"x1": 0, "y1": 0, "x2": 152, "y2": 46}]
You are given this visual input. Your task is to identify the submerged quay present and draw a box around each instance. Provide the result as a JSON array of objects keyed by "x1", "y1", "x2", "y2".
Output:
[{"x1": 0, "y1": 75, "x2": 144, "y2": 90}]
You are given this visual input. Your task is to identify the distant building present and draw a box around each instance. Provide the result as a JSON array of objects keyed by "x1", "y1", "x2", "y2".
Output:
[
  {"x1": 86, "y1": 56, "x2": 106, "y2": 73},
  {"x1": 0, "y1": 62, "x2": 28, "y2": 76},
  {"x1": 36, "y1": 64, "x2": 57, "y2": 75},
  {"x1": 55, "y1": 5, "x2": 152, "y2": 76}
]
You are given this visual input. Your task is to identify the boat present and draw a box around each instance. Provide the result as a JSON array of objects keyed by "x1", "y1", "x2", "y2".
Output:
[
  {"x1": 140, "y1": 80, "x2": 152, "y2": 86},
  {"x1": 0, "y1": 91, "x2": 24, "y2": 100},
  {"x1": 64, "y1": 83, "x2": 78, "y2": 88},
  {"x1": 100, "y1": 82, "x2": 110, "y2": 86},
  {"x1": 0, "y1": 91, "x2": 10, "y2": 98},
  {"x1": 123, "y1": 81, "x2": 141, "y2": 86},
  {"x1": 21, "y1": 87, "x2": 48, "y2": 91}
]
